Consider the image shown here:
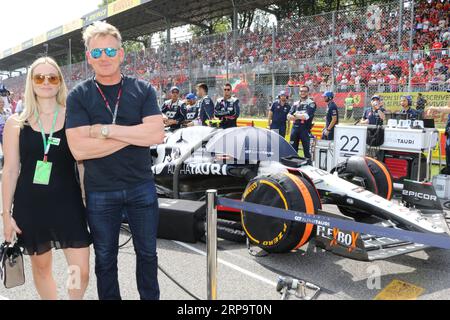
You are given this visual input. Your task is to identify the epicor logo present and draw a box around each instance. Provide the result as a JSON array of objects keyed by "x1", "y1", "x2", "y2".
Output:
[{"x1": 402, "y1": 190, "x2": 437, "y2": 201}]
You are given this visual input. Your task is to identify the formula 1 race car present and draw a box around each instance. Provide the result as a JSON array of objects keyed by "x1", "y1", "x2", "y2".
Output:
[{"x1": 151, "y1": 126, "x2": 450, "y2": 261}]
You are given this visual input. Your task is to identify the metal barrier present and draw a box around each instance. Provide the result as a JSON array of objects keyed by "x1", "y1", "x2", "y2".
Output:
[{"x1": 206, "y1": 189, "x2": 218, "y2": 300}]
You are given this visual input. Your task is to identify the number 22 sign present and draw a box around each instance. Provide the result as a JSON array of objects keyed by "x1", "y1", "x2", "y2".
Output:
[{"x1": 334, "y1": 125, "x2": 367, "y2": 166}]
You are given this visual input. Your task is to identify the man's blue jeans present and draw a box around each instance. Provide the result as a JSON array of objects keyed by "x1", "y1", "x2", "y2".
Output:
[{"x1": 86, "y1": 181, "x2": 160, "y2": 300}]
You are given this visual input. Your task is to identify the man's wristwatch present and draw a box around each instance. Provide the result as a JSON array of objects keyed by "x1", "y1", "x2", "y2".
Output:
[{"x1": 101, "y1": 125, "x2": 109, "y2": 138}]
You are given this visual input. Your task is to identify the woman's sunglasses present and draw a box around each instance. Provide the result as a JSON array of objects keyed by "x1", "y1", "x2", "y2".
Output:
[
  {"x1": 33, "y1": 74, "x2": 61, "y2": 85},
  {"x1": 90, "y1": 47, "x2": 118, "y2": 59}
]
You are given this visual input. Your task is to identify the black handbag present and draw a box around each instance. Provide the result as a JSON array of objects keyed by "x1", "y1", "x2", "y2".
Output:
[{"x1": 0, "y1": 241, "x2": 25, "y2": 289}]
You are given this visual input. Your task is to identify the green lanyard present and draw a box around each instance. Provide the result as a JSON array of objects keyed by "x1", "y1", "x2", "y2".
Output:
[{"x1": 34, "y1": 107, "x2": 59, "y2": 162}]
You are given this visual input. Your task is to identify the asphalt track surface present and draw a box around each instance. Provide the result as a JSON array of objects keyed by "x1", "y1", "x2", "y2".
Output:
[{"x1": 1, "y1": 188, "x2": 450, "y2": 300}]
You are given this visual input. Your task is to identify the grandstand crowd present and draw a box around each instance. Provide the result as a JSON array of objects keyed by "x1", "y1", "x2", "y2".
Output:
[{"x1": 1, "y1": 0, "x2": 449, "y2": 109}]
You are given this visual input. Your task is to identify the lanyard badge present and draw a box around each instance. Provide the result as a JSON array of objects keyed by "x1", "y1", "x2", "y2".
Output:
[
  {"x1": 94, "y1": 76, "x2": 124, "y2": 125},
  {"x1": 33, "y1": 107, "x2": 59, "y2": 186}
]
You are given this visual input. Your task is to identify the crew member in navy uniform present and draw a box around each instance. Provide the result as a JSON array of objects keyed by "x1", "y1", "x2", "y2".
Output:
[
  {"x1": 183, "y1": 93, "x2": 200, "y2": 127},
  {"x1": 287, "y1": 85, "x2": 316, "y2": 163},
  {"x1": 196, "y1": 83, "x2": 215, "y2": 126},
  {"x1": 161, "y1": 86, "x2": 186, "y2": 131},
  {"x1": 268, "y1": 90, "x2": 291, "y2": 137},
  {"x1": 322, "y1": 91, "x2": 339, "y2": 140},
  {"x1": 399, "y1": 95, "x2": 418, "y2": 120},
  {"x1": 360, "y1": 95, "x2": 386, "y2": 125},
  {"x1": 214, "y1": 83, "x2": 240, "y2": 129}
]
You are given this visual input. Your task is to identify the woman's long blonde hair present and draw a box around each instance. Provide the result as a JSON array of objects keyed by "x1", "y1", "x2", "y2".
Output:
[{"x1": 18, "y1": 57, "x2": 68, "y2": 127}]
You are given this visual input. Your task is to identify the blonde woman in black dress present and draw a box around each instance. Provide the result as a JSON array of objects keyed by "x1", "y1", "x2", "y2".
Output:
[{"x1": 1, "y1": 57, "x2": 92, "y2": 299}]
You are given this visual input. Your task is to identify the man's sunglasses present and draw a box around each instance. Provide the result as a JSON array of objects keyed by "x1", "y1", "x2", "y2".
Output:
[
  {"x1": 33, "y1": 74, "x2": 61, "y2": 85},
  {"x1": 89, "y1": 47, "x2": 118, "y2": 59},
  {"x1": 224, "y1": 88, "x2": 231, "y2": 91}
]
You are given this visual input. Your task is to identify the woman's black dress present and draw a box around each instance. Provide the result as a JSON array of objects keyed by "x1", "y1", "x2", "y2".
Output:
[{"x1": 13, "y1": 124, "x2": 92, "y2": 255}]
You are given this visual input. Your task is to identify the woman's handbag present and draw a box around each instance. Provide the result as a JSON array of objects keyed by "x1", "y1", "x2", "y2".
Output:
[{"x1": 0, "y1": 241, "x2": 25, "y2": 289}]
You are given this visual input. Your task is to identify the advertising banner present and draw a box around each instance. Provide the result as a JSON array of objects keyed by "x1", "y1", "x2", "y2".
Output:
[
  {"x1": 63, "y1": 19, "x2": 83, "y2": 35},
  {"x1": 47, "y1": 26, "x2": 64, "y2": 40},
  {"x1": 12, "y1": 45, "x2": 22, "y2": 55},
  {"x1": 108, "y1": 0, "x2": 140, "y2": 17},
  {"x1": 83, "y1": 7, "x2": 108, "y2": 26},
  {"x1": 33, "y1": 33, "x2": 48, "y2": 46},
  {"x1": 377, "y1": 92, "x2": 450, "y2": 126},
  {"x1": 21, "y1": 39, "x2": 34, "y2": 50},
  {"x1": 2, "y1": 49, "x2": 12, "y2": 58},
  {"x1": 377, "y1": 92, "x2": 450, "y2": 111},
  {"x1": 310, "y1": 92, "x2": 365, "y2": 108}
]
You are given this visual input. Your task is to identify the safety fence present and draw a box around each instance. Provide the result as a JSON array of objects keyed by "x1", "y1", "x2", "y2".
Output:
[{"x1": 2, "y1": 0, "x2": 449, "y2": 115}]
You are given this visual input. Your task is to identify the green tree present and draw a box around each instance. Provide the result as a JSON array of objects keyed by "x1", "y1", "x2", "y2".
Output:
[
  {"x1": 265, "y1": 0, "x2": 385, "y2": 22},
  {"x1": 189, "y1": 17, "x2": 231, "y2": 37}
]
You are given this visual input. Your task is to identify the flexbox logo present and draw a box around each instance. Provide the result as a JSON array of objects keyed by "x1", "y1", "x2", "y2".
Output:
[{"x1": 402, "y1": 190, "x2": 437, "y2": 201}]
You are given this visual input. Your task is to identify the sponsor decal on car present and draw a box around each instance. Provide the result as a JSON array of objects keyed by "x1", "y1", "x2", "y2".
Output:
[
  {"x1": 164, "y1": 163, "x2": 228, "y2": 176},
  {"x1": 317, "y1": 226, "x2": 359, "y2": 252},
  {"x1": 402, "y1": 190, "x2": 438, "y2": 201}
]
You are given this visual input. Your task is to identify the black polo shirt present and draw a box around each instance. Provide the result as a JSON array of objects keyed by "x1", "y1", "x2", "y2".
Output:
[{"x1": 66, "y1": 76, "x2": 161, "y2": 192}]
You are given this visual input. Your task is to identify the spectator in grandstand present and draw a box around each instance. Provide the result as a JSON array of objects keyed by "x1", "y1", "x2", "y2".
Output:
[
  {"x1": 65, "y1": 21, "x2": 164, "y2": 300},
  {"x1": 14, "y1": 93, "x2": 24, "y2": 115},
  {"x1": 196, "y1": 83, "x2": 215, "y2": 126},
  {"x1": 268, "y1": 90, "x2": 291, "y2": 138},
  {"x1": 214, "y1": 83, "x2": 240, "y2": 129},
  {"x1": 288, "y1": 85, "x2": 316, "y2": 164},
  {"x1": 161, "y1": 86, "x2": 187, "y2": 131},
  {"x1": 322, "y1": 91, "x2": 339, "y2": 140},
  {"x1": 360, "y1": 95, "x2": 386, "y2": 125},
  {"x1": 183, "y1": 93, "x2": 200, "y2": 127},
  {"x1": 0, "y1": 97, "x2": 12, "y2": 144},
  {"x1": 0, "y1": 97, "x2": 12, "y2": 166},
  {"x1": 2, "y1": 57, "x2": 92, "y2": 300},
  {"x1": 399, "y1": 95, "x2": 418, "y2": 120}
]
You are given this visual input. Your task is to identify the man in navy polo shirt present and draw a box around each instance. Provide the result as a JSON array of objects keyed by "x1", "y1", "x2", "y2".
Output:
[
  {"x1": 268, "y1": 90, "x2": 291, "y2": 137},
  {"x1": 65, "y1": 21, "x2": 164, "y2": 300},
  {"x1": 288, "y1": 85, "x2": 316, "y2": 163},
  {"x1": 361, "y1": 95, "x2": 386, "y2": 125},
  {"x1": 322, "y1": 91, "x2": 339, "y2": 140}
]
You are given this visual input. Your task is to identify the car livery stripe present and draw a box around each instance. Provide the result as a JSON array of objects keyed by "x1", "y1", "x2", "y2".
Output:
[{"x1": 286, "y1": 173, "x2": 315, "y2": 250}]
